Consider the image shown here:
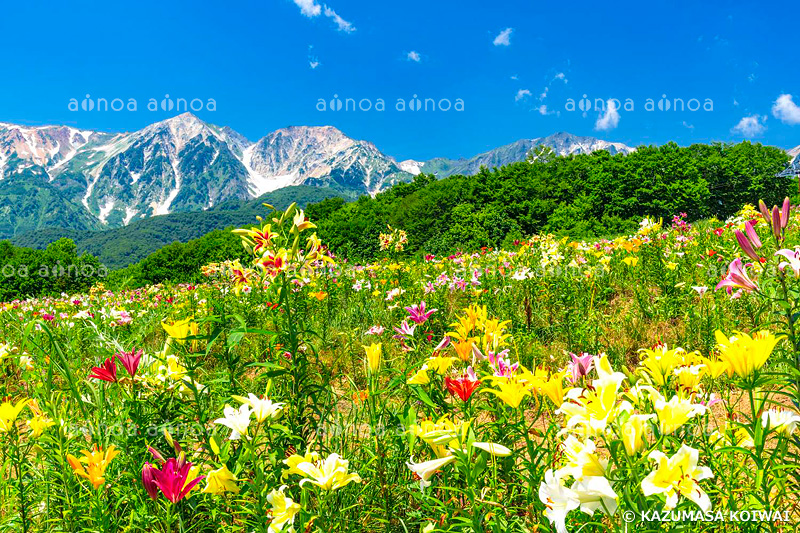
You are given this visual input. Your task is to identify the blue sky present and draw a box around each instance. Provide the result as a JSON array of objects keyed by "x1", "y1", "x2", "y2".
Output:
[{"x1": 0, "y1": 0, "x2": 797, "y2": 160}]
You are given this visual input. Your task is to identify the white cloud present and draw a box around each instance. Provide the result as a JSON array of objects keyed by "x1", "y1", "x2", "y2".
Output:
[
  {"x1": 293, "y1": 0, "x2": 321, "y2": 17},
  {"x1": 538, "y1": 104, "x2": 549, "y2": 115},
  {"x1": 772, "y1": 94, "x2": 800, "y2": 125},
  {"x1": 292, "y1": 1, "x2": 355, "y2": 33},
  {"x1": 510, "y1": 74, "x2": 518, "y2": 80},
  {"x1": 323, "y1": 5, "x2": 355, "y2": 33},
  {"x1": 595, "y1": 100, "x2": 620, "y2": 131},
  {"x1": 309, "y1": 58, "x2": 320, "y2": 69},
  {"x1": 731, "y1": 115, "x2": 766, "y2": 137},
  {"x1": 493, "y1": 28, "x2": 513, "y2": 46},
  {"x1": 682, "y1": 121, "x2": 694, "y2": 130},
  {"x1": 406, "y1": 51, "x2": 421, "y2": 62},
  {"x1": 515, "y1": 89, "x2": 531, "y2": 102},
  {"x1": 554, "y1": 72, "x2": 567, "y2": 83}
]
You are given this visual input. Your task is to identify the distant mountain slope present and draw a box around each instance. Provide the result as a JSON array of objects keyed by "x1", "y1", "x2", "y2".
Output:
[
  {"x1": 0, "y1": 114, "x2": 413, "y2": 238},
  {"x1": 11, "y1": 185, "x2": 343, "y2": 269},
  {"x1": 788, "y1": 145, "x2": 800, "y2": 163},
  {"x1": 422, "y1": 132, "x2": 635, "y2": 177}
]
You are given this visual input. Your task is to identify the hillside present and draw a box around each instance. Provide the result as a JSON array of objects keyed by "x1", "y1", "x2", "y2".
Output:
[{"x1": 11, "y1": 185, "x2": 345, "y2": 269}]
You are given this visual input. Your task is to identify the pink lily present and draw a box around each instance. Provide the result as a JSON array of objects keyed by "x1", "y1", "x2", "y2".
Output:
[
  {"x1": 715, "y1": 258, "x2": 759, "y2": 292},
  {"x1": 567, "y1": 352, "x2": 594, "y2": 383},
  {"x1": 404, "y1": 301, "x2": 438, "y2": 325},
  {"x1": 487, "y1": 349, "x2": 518, "y2": 378},
  {"x1": 776, "y1": 248, "x2": 800, "y2": 277},
  {"x1": 393, "y1": 320, "x2": 416, "y2": 338}
]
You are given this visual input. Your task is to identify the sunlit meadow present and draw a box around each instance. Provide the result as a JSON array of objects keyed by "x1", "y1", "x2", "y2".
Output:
[{"x1": 1, "y1": 200, "x2": 800, "y2": 532}]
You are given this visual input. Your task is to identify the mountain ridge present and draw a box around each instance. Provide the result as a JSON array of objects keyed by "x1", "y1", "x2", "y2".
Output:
[{"x1": 1, "y1": 113, "x2": 647, "y2": 239}]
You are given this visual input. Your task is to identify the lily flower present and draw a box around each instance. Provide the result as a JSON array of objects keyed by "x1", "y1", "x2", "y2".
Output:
[
  {"x1": 641, "y1": 445, "x2": 713, "y2": 512},
  {"x1": 407, "y1": 365, "x2": 430, "y2": 385},
  {"x1": 404, "y1": 301, "x2": 438, "y2": 325},
  {"x1": 484, "y1": 372, "x2": 535, "y2": 409},
  {"x1": 232, "y1": 394, "x2": 284, "y2": 424},
  {"x1": 539, "y1": 371, "x2": 567, "y2": 406},
  {"x1": 292, "y1": 209, "x2": 316, "y2": 232},
  {"x1": 116, "y1": 348, "x2": 142, "y2": 379},
  {"x1": 266, "y1": 485, "x2": 301, "y2": 533},
  {"x1": 539, "y1": 469, "x2": 580, "y2": 533},
  {"x1": 393, "y1": 320, "x2": 416, "y2": 338},
  {"x1": 619, "y1": 414, "x2": 655, "y2": 455},
  {"x1": 283, "y1": 450, "x2": 321, "y2": 480},
  {"x1": 734, "y1": 224, "x2": 761, "y2": 262},
  {"x1": 715, "y1": 258, "x2": 759, "y2": 293},
  {"x1": 296, "y1": 453, "x2": 362, "y2": 491},
  {"x1": 406, "y1": 455, "x2": 457, "y2": 491},
  {"x1": 571, "y1": 476, "x2": 619, "y2": 516},
  {"x1": 654, "y1": 396, "x2": 706, "y2": 435},
  {"x1": 0, "y1": 398, "x2": 30, "y2": 432},
  {"x1": 776, "y1": 248, "x2": 800, "y2": 277},
  {"x1": 555, "y1": 436, "x2": 607, "y2": 480},
  {"x1": 202, "y1": 465, "x2": 239, "y2": 495},
  {"x1": 144, "y1": 456, "x2": 205, "y2": 503},
  {"x1": 363, "y1": 343, "x2": 382, "y2": 373},
  {"x1": 566, "y1": 352, "x2": 593, "y2": 383},
  {"x1": 444, "y1": 367, "x2": 481, "y2": 402},
  {"x1": 67, "y1": 445, "x2": 119, "y2": 490},
  {"x1": 89, "y1": 356, "x2": 118, "y2": 383},
  {"x1": 714, "y1": 329, "x2": 781, "y2": 379},
  {"x1": 761, "y1": 409, "x2": 800, "y2": 436},
  {"x1": 214, "y1": 404, "x2": 253, "y2": 440}
]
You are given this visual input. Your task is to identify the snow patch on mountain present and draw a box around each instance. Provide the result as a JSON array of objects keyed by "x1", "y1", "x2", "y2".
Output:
[{"x1": 398, "y1": 159, "x2": 423, "y2": 175}]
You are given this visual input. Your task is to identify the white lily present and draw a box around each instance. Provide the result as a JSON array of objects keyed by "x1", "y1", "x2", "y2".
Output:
[
  {"x1": 571, "y1": 475, "x2": 618, "y2": 516},
  {"x1": 233, "y1": 393, "x2": 284, "y2": 424},
  {"x1": 539, "y1": 469, "x2": 580, "y2": 533},
  {"x1": 406, "y1": 455, "x2": 457, "y2": 490},
  {"x1": 213, "y1": 404, "x2": 252, "y2": 440}
]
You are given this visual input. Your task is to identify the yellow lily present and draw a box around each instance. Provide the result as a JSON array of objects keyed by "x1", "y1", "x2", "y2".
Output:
[
  {"x1": 267, "y1": 486, "x2": 301, "y2": 532},
  {"x1": 202, "y1": 465, "x2": 239, "y2": 495},
  {"x1": 655, "y1": 396, "x2": 705, "y2": 435},
  {"x1": 715, "y1": 330, "x2": 781, "y2": 378},
  {"x1": 296, "y1": 453, "x2": 361, "y2": 491},
  {"x1": 363, "y1": 343, "x2": 382, "y2": 374},
  {"x1": 0, "y1": 398, "x2": 29, "y2": 432},
  {"x1": 641, "y1": 445, "x2": 713, "y2": 512}
]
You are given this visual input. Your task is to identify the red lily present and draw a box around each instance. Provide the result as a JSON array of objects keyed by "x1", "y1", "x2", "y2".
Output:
[
  {"x1": 445, "y1": 368, "x2": 481, "y2": 402},
  {"x1": 89, "y1": 357, "x2": 118, "y2": 383}
]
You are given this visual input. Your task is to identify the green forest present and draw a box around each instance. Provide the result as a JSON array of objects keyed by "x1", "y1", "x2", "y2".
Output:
[{"x1": 1, "y1": 141, "x2": 792, "y2": 299}]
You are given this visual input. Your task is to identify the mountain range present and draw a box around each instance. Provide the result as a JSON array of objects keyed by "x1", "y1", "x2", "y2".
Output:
[
  {"x1": 4, "y1": 112, "x2": 797, "y2": 244},
  {"x1": 0, "y1": 113, "x2": 643, "y2": 240}
]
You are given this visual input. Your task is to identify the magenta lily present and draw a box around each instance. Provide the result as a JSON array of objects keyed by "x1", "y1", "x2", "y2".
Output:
[
  {"x1": 404, "y1": 301, "x2": 438, "y2": 325},
  {"x1": 116, "y1": 349, "x2": 142, "y2": 379},
  {"x1": 715, "y1": 258, "x2": 759, "y2": 293},
  {"x1": 142, "y1": 453, "x2": 204, "y2": 503}
]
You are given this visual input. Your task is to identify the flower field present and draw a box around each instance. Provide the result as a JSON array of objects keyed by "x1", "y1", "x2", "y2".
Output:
[{"x1": 1, "y1": 201, "x2": 800, "y2": 532}]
